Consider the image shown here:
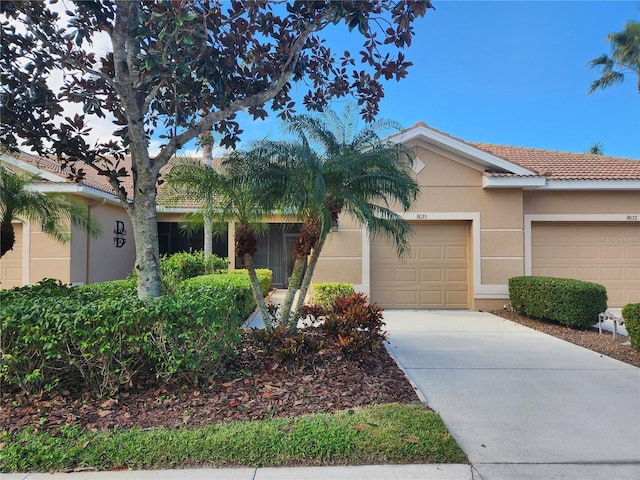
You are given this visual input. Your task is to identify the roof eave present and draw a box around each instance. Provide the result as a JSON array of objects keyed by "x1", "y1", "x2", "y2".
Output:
[
  {"x1": 483, "y1": 176, "x2": 547, "y2": 189},
  {"x1": 26, "y1": 183, "x2": 122, "y2": 204},
  {"x1": 392, "y1": 125, "x2": 538, "y2": 177},
  {"x1": 536, "y1": 179, "x2": 640, "y2": 190},
  {"x1": 0, "y1": 152, "x2": 65, "y2": 182}
]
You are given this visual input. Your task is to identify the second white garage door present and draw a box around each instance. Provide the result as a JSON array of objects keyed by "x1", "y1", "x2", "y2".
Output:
[
  {"x1": 532, "y1": 222, "x2": 640, "y2": 307},
  {"x1": 370, "y1": 222, "x2": 470, "y2": 308}
]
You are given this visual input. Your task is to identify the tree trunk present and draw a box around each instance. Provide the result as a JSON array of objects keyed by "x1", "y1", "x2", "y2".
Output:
[
  {"x1": 243, "y1": 252, "x2": 273, "y2": 332},
  {"x1": 202, "y1": 131, "x2": 213, "y2": 258},
  {"x1": 131, "y1": 176, "x2": 162, "y2": 299},
  {"x1": 290, "y1": 233, "x2": 328, "y2": 329},
  {"x1": 0, "y1": 221, "x2": 15, "y2": 258},
  {"x1": 280, "y1": 253, "x2": 306, "y2": 329}
]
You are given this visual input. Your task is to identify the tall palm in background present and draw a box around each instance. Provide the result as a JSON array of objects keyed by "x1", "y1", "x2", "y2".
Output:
[
  {"x1": 588, "y1": 20, "x2": 640, "y2": 94},
  {"x1": 0, "y1": 164, "x2": 101, "y2": 258}
]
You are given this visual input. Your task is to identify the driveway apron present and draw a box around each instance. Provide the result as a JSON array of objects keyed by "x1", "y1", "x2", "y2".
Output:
[{"x1": 384, "y1": 310, "x2": 640, "y2": 480}]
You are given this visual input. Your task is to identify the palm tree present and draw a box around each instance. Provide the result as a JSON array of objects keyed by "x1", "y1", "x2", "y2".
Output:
[
  {"x1": 588, "y1": 20, "x2": 640, "y2": 94},
  {"x1": 164, "y1": 154, "x2": 276, "y2": 329},
  {"x1": 237, "y1": 105, "x2": 420, "y2": 330},
  {"x1": 0, "y1": 164, "x2": 101, "y2": 258}
]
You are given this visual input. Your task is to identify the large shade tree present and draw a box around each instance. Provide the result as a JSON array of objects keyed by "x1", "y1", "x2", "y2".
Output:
[
  {"x1": 0, "y1": 0, "x2": 432, "y2": 299},
  {"x1": 588, "y1": 20, "x2": 640, "y2": 94},
  {"x1": 0, "y1": 164, "x2": 101, "y2": 258},
  {"x1": 224, "y1": 105, "x2": 420, "y2": 330}
]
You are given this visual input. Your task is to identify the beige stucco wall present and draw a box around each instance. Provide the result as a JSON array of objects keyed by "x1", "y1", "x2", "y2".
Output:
[
  {"x1": 1, "y1": 197, "x2": 135, "y2": 290},
  {"x1": 80, "y1": 201, "x2": 135, "y2": 284},
  {"x1": 312, "y1": 142, "x2": 530, "y2": 308},
  {"x1": 524, "y1": 190, "x2": 640, "y2": 214}
]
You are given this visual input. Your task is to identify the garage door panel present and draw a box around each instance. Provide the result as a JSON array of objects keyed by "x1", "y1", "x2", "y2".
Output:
[
  {"x1": 577, "y1": 246, "x2": 597, "y2": 258},
  {"x1": 446, "y1": 268, "x2": 467, "y2": 282},
  {"x1": 396, "y1": 268, "x2": 418, "y2": 282},
  {"x1": 421, "y1": 268, "x2": 442, "y2": 282},
  {"x1": 552, "y1": 245, "x2": 577, "y2": 259},
  {"x1": 602, "y1": 246, "x2": 623, "y2": 259},
  {"x1": 532, "y1": 222, "x2": 640, "y2": 307},
  {"x1": 446, "y1": 291, "x2": 468, "y2": 307},
  {"x1": 446, "y1": 245, "x2": 467, "y2": 259},
  {"x1": 625, "y1": 245, "x2": 639, "y2": 258},
  {"x1": 371, "y1": 222, "x2": 470, "y2": 308},
  {"x1": 601, "y1": 268, "x2": 623, "y2": 281},
  {"x1": 421, "y1": 290, "x2": 443, "y2": 305},
  {"x1": 420, "y1": 245, "x2": 442, "y2": 260}
]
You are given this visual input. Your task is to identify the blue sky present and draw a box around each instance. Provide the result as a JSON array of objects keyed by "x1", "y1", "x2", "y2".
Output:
[{"x1": 233, "y1": 1, "x2": 640, "y2": 159}]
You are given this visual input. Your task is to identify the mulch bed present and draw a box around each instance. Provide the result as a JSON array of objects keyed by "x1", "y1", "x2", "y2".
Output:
[
  {"x1": 1, "y1": 328, "x2": 420, "y2": 434},
  {"x1": 491, "y1": 309, "x2": 640, "y2": 368},
  {"x1": 3, "y1": 313, "x2": 638, "y2": 435}
]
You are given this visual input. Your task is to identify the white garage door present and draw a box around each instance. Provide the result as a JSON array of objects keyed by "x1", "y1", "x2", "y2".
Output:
[
  {"x1": 532, "y1": 222, "x2": 640, "y2": 307},
  {"x1": 370, "y1": 222, "x2": 470, "y2": 308}
]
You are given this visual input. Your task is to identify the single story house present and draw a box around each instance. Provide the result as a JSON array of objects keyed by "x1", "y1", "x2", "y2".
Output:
[{"x1": 3, "y1": 122, "x2": 639, "y2": 308}]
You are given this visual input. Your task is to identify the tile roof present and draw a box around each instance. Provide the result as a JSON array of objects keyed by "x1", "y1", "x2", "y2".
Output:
[
  {"x1": 470, "y1": 143, "x2": 640, "y2": 181},
  {"x1": 12, "y1": 150, "x2": 134, "y2": 198}
]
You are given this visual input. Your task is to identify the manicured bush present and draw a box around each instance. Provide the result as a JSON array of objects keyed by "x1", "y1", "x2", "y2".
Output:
[
  {"x1": 509, "y1": 276, "x2": 607, "y2": 328},
  {"x1": 301, "y1": 293, "x2": 386, "y2": 362},
  {"x1": 159, "y1": 251, "x2": 228, "y2": 292},
  {"x1": 0, "y1": 279, "x2": 89, "y2": 394},
  {"x1": 312, "y1": 282, "x2": 355, "y2": 308},
  {"x1": 227, "y1": 268, "x2": 273, "y2": 297},
  {"x1": 622, "y1": 303, "x2": 640, "y2": 348},
  {"x1": 1, "y1": 275, "x2": 247, "y2": 397},
  {"x1": 181, "y1": 273, "x2": 254, "y2": 319}
]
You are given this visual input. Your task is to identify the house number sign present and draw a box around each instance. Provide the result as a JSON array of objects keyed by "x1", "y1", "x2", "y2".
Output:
[{"x1": 114, "y1": 220, "x2": 127, "y2": 248}]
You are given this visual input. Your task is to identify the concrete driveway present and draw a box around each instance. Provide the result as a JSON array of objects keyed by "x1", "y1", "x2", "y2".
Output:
[{"x1": 383, "y1": 310, "x2": 640, "y2": 480}]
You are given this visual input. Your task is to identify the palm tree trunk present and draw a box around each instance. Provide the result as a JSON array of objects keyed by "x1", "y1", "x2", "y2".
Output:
[
  {"x1": 290, "y1": 233, "x2": 328, "y2": 329},
  {"x1": 202, "y1": 131, "x2": 214, "y2": 259},
  {"x1": 243, "y1": 252, "x2": 273, "y2": 332},
  {"x1": 280, "y1": 253, "x2": 306, "y2": 329},
  {"x1": 0, "y1": 221, "x2": 15, "y2": 258}
]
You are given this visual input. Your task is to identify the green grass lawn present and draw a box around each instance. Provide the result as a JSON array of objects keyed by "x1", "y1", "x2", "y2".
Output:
[{"x1": 1, "y1": 403, "x2": 467, "y2": 472}]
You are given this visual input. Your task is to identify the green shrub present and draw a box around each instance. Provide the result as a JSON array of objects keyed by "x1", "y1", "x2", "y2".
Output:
[
  {"x1": 0, "y1": 279, "x2": 88, "y2": 394},
  {"x1": 301, "y1": 293, "x2": 386, "y2": 362},
  {"x1": 227, "y1": 268, "x2": 273, "y2": 297},
  {"x1": 1, "y1": 276, "x2": 246, "y2": 397},
  {"x1": 509, "y1": 276, "x2": 607, "y2": 328},
  {"x1": 160, "y1": 251, "x2": 228, "y2": 292},
  {"x1": 312, "y1": 282, "x2": 355, "y2": 308},
  {"x1": 181, "y1": 274, "x2": 255, "y2": 319},
  {"x1": 253, "y1": 326, "x2": 322, "y2": 365},
  {"x1": 622, "y1": 303, "x2": 640, "y2": 348}
]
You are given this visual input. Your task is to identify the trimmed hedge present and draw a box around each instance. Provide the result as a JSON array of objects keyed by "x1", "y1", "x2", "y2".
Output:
[
  {"x1": 312, "y1": 282, "x2": 355, "y2": 308},
  {"x1": 159, "y1": 251, "x2": 228, "y2": 292},
  {"x1": 622, "y1": 303, "x2": 640, "y2": 348},
  {"x1": 0, "y1": 275, "x2": 251, "y2": 397},
  {"x1": 226, "y1": 268, "x2": 273, "y2": 297},
  {"x1": 509, "y1": 276, "x2": 607, "y2": 328}
]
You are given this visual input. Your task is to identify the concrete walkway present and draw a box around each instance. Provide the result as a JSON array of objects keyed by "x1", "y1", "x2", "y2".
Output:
[{"x1": 383, "y1": 309, "x2": 640, "y2": 480}]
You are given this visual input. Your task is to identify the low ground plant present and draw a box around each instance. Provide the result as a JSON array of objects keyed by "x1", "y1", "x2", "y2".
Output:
[
  {"x1": 312, "y1": 282, "x2": 355, "y2": 308},
  {"x1": 0, "y1": 404, "x2": 466, "y2": 472},
  {"x1": 302, "y1": 293, "x2": 387, "y2": 362}
]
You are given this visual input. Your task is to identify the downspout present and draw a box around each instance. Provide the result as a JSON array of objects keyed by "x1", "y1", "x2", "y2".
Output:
[{"x1": 85, "y1": 199, "x2": 106, "y2": 284}]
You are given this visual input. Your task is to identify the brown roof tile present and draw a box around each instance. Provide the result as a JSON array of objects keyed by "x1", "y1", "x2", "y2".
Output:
[{"x1": 470, "y1": 143, "x2": 640, "y2": 181}]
